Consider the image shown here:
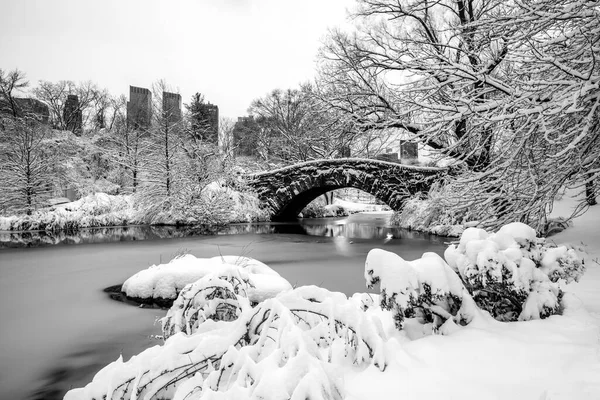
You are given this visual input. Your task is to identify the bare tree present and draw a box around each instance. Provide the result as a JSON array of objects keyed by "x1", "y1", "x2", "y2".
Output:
[
  {"x1": 104, "y1": 95, "x2": 150, "y2": 193},
  {"x1": 142, "y1": 80, "x2": 184, "y2": 200},
  {"x1": 33, "y1": 80, "x2": 104, "y2": 133},
  {"x1": 0, "y1": 117, "x2": 54, "y2": 214},
  {"x1": 0, "y1": 68, "x2": 29, "y2": 119},
  {"x1": 247, "y1": 84, "x2": 351, "y2": 163}
]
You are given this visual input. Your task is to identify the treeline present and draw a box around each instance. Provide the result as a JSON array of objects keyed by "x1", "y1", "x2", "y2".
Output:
[{"x1": 0, "y1": 72, "x2": 235, "y2": 217}]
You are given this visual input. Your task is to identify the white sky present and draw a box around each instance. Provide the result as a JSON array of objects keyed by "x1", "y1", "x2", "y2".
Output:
[{"x1": 0, "y1": 0, "x2": 355, "y2": 118}]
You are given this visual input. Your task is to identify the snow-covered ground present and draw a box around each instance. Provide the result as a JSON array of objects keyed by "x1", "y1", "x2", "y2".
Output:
[
  {"x1": 64, "y1": 198, "x2": 600, "y2": 399},
  {"x1": 333, "y1": 198, "x2": 390, "y2": 213},
  {"x1": 551, "y1": 192, "x2": 600, "y2": 318}
]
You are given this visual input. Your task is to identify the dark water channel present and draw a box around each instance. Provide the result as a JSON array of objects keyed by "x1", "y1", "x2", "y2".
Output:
[{"x1": 0, "y1": 213, "x2": 450, "y2": 399}]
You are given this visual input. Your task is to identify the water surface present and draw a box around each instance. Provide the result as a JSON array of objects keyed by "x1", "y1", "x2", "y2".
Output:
[{"x1": 0, "y1": 213, "x2": 450, "y2": 399}]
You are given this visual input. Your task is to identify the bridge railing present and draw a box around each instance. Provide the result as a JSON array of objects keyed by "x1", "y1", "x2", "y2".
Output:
[{"x1": 246, "y1": 157, "x2": 449, "y2": 178}]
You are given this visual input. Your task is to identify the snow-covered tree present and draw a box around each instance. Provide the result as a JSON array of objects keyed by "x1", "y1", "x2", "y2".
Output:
[
  {"x1": 317, "y1": 0, "x2": 600, "y2": 231},
  {"x1": 0, "y1": 118, "x2": 54, "y2": 214},
  {"x1": 247, "y1": 84, "x2": 351, "y2": 163},
  {"x1": 104, "y1": 95, "x2": 150, "y2": 193},
  {"x1": 33, "y1": 80, "x2": 106, "y2": 134},
  {"x1": 139, "y1": 80, "x2": 185, "y2": 203}
]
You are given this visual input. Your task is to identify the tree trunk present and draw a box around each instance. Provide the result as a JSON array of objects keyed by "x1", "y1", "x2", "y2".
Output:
[{"x1": 586, "y1": 174, "x2": 597, "y2": 206}]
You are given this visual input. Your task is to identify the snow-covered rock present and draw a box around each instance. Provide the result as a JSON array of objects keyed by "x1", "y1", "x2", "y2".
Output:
[{"x1": 121, "y1": 254, "x2": 292, "y2": 304}]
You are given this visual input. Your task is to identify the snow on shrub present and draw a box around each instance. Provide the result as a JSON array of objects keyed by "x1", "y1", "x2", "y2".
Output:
[
  {"x1": 161, "y1": 267, "x2": 253, "y2": 338},
  {"x1": 364, "y1": 249, "x2": 477, "y2": 334},
  {"x1": 121, "y1": 254, "x2": 293, "y2": 305},
  {"x1": 202, "y1": 181, "x2": 270, "y2": 223},
  {"x1": 444, "y1": 222, "x2": 585, "y2": 321}
]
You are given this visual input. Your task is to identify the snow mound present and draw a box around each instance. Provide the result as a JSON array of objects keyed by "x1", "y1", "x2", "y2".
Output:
[{"x1": 121, "y1": 254, "x2": 292, "y2": 304}]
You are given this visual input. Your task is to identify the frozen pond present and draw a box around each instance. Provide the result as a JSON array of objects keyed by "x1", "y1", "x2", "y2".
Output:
[{"x1": 0, "y1": 213, "x2": 450, "y2": 399}]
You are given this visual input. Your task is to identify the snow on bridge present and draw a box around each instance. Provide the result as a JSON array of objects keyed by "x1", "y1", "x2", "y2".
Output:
[{"x1": 245, "y1": 158, "x2": 450, "y2": 221}]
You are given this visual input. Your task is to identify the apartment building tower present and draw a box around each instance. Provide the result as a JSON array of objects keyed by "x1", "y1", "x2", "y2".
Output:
[{"x1": 127, "y1": 86, "x2": 152, "y2": 130}]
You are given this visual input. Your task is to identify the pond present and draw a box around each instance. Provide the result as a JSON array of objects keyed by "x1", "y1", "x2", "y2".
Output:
[{"x1": 0, "y1": 213, "x2": 450, "y2": 399}]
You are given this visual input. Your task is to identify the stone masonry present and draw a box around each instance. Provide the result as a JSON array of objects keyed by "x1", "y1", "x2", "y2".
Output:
[{"x1": 246, "y1": 158, "x2": 450, "y2": 221}]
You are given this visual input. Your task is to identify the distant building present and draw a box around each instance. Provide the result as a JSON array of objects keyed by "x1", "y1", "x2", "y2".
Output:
[
  {"x1": 0, "y1": 98, "x2": 50, "y2": 124},
  {"x1": 162, "y1": 91, "x2": 182, "y2": 124},
  {"x1": 399, "y1": 140, "x2": 418, "y2": 161},
  {"x1": 127, "y1": 86, "x2": 152, "y2": 130},
  {"x1": 375, "y1": 152, "x2": 399, "y2": 163},
  {"x1": 199, "y1": 102, "x2": 219, "y2": 142},
  {"x1": 233, "y1": 116, "x2": 257, "y2": 156},
  {"x1": 338, "y1": 145, "x2": 351, "y2": 158},
  {"x1": 63, "y1": 94, "x2": 83, "y2": 134}
]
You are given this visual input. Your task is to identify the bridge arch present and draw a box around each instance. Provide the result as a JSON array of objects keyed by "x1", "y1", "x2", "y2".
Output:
[{"x1": 246, "y1": 158, "x2": 449, "y2": 221}]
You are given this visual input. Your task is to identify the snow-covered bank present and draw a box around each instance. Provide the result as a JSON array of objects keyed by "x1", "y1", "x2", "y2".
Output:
[
  {"x1": 300, "y1": 198, "x2": 389, "y2": 218},
  {"x1": 65, "y1": 222, "x2": 600, "y2": 400},
  {"x1": 0, "y1": 185, "x2": 269, "y2": 232},
  {"x1": 0, "y1": 193, "x2": 136, "y2": 231}
]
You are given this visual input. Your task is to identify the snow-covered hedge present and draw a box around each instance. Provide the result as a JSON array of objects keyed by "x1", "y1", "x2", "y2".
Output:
[{"x1": 444, "y1": 223, "x2": 585, "y2": 321}]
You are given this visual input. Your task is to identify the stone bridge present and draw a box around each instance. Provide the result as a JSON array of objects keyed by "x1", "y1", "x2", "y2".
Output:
[{"x1": 246, "y1": 158, "x2": 450, "y2": 221}]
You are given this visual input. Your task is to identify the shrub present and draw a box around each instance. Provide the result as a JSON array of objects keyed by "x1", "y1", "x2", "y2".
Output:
[{"x1": 444, "y1": 223, "x2": 585, "y2": 321}]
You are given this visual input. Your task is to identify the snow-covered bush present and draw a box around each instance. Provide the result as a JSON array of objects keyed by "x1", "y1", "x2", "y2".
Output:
[
  {"x1": 301, "y1": 202, "x2": 349, "y2": 218},
  {"x1": 365, "y1": 249, "x2": 476, "y2": 333},
  {"x1": 133, "y1": 181, "x2": 269, "y2": 226},
  {"x1": 66, "y1": 271, "x2": 386, "y2": 400},
  {"x1": 390, "y1": 181, "x2": 466, "y2": 237},
  {"x1": 207, "y1": 181, "x2": 270, "y2": 223},
  {"x1": 444, "y1": 223, "x2": 585, "y2": 321},
  {"x1": 162, "y1": 269, "x2": 253, "y2": 339}
]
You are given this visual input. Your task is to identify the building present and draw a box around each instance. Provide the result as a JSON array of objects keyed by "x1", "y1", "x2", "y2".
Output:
[
  {"x1": 200, "y1": 102, "x2": 219, "y2": 142},
  {"x1": 375, "y1": 140, "x2": 419, "y2": 163},
  {"x1": 232, "y1": 116, "x2": 257, "y2": 156},
  {"x1": 63, "y1": 94, "x2": 83, "y2": 134},
  {"x1": 399, "y1": 139, "x2": 418, "y2": 161},
  {"x1": 162, "y1": 92, "x2": 182, "y2": 124},
  {"x1": 127, "y1": 86, "x2": 152, "y2": 130}
]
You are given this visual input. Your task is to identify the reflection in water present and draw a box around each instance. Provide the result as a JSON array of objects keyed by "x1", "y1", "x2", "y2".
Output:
[
  {"x1": 1, "y1": 214, "x2": 447, "y2": 248},
  {"x1": 0, "y1": 225, "x2": 219, "y2": 248}
]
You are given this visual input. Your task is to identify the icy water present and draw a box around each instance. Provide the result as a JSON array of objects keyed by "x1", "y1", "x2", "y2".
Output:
[{"x1": 0, "y1": 213, "x2": 449, "y2": 400}]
